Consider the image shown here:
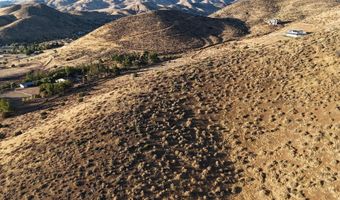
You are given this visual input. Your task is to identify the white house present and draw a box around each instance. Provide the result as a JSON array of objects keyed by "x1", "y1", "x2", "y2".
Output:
[
  {"x1": 267, "y1": 19, "x2": 281, "y2": 26},
  {"x1": 285, "y1": 30, "x2": 307, "y2": 38},
  {"x1": 55, "y1": 78, "x2": 67, "y2": 83}
]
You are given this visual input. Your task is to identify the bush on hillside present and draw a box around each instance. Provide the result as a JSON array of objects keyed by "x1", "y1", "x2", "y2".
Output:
[
  {"x1": 110, "y1": 65, "x2": 121, "y2": 76},
  {"x1": 336, "y1": 50, "x2": 340, "y2": 58},
  {"x1": 39, "y1": 80, "x2": 72, "y2": 97},
  {"x1": 0, "y1": 132, "x2": 5, "y2": 139},
  {"x1": 25, "y1": 70, "x2": 47, "y2": 82},
  {"x1": 111, "y1": 52, "x2": 160, "y2": 68},
  {"x1": 0, "y1": 98, "x2": 12, "y2": 118}
]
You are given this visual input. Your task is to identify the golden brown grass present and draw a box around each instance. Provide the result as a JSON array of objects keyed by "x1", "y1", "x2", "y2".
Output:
[{"x1": 0, "y1": 5, "x2": 339, "y2": 200}]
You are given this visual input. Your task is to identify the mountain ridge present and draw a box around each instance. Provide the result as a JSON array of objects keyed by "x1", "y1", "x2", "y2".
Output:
[
  {"x1": 11, "y1": 0, "x2": 235, "y2": 16},
  {"x1": 0, "y1": 3, "x2": 115, "y2": 44}
]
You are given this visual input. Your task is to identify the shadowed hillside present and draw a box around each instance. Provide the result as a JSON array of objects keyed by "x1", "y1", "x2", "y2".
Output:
[
  {"x1": 0, "y1": 3, "x2": 114, "y2": 45},
  {"x1": 15, "y1": 0, "x2": 234, "y2": 16},
  {"x1": 53, "y1": 10, "x2": 248, "y2": 65},
  {"x1": 84, "y1": 10, "x2": 248, "y2": 52}
]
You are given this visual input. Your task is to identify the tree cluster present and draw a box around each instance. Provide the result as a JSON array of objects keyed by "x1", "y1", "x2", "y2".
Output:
[
  {"x1": 9, "y1": 42, "x2": 64, "y2": 55},
  {"x1": 39, "y1": 81, "x2": 73, "y2": 97},
  {"x1": 111, "y1": 51, "x2": 159, "y2": 68}
]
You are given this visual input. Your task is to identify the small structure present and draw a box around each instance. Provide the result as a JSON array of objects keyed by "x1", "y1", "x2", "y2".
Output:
[
  {"x1": 267, "y1": 19, "x2": 281, "y2": 26},
  {"x1": 285, "y1": 30, "x2": 307, "y2": 38},
  {"x1": 19, "y1": 82, "x2": 35, "y2": 88},
  {"x1": 55, "y1": 78, "x2": 68, "y2": 83}
]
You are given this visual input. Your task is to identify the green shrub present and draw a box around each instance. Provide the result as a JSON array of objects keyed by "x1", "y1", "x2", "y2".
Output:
[
  {"x1": 40, "y1": 111, "x2": 48, "y2": 119},
  {"x1": 25, "y1": 70, "x2": 47, "y2": 82},
  {"x1": 78, "y1": 92, "x2": 86, "y2": 98},
  {"x1": 39, "y1": 83, "x2": 54, "y2": 96},
  {"x1": 111, "y1": 52, "x2": 160, "y2": 68},
  {"x1": 39, "y1": 80, "x2": 72, "y2": 97},
  {"x1": 54, "y1": 80, "x2": 72, "y2": 94},
  {"x1": 0, "y1": 132, "x2": 5, "y2": 139},
  {"x1": 149, "y1": 52, "x2": 159, "y2": 63},
  {"x1": 110, "y1": 66, "x2": 121, "y2": 76},
  {"x1": 0, "y1": 98, "x2": 12, "y2": 118}
]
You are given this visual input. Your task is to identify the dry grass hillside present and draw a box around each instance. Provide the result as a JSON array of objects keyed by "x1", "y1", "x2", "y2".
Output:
[
  {"x1": 212, "y1": 0, "x2": 339, "y2": 35},
  {"x1": 17, "y1": 0, "x2": 233, "y2": 16},
  {"x1": 0, "y1": 3, "x2": 339, "y2": 200},
  {"x1": 51, "y1": 10, "x2": 248, "y2": 65},
  {"x1": 0, "y1": 3, "x2": 114, "y2": 45}
]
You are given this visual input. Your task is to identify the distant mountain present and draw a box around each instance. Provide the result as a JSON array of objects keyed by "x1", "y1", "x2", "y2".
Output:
[
  {"x1": 0, "y1": 3, "x2": 114, "y2": 45},
  {"x1": 13, "y1": 0, "x2": 234, "y2": 16}
]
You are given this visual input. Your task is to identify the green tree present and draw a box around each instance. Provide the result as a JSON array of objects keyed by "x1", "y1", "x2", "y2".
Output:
[
  {"x1": 0, "y1": 98, "x2": 12, "y2": 117},
  {"x1": 39, "y1": 81, "x2": 72, "y2": 97},
  {"x1": 40, "y1": 83, "x2": 55, "y2": 96},
  {"x1": 55, "y1": 81, "x2": 72, "y2": 94},
  {"x1": 149, "y1": 53, "x2": 159, "y2": 64}
]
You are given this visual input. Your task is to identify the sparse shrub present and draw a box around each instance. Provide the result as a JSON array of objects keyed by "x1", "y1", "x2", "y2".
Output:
[
  {"x1": 336, "y1": 51, "x2": 340, "y2": 58},
  {"x1": 0, "y1": 82, "x2": 17, "y2": 93},
  {"x1": 0, "y1": 98, "x2": 12, "y2": 118},
  {"x1": 40, "y1": 111, "x2": 48, "y2": 119},
  {"x1": 25, "y1": 48, "x2": 35, "y2": 55},
  {"x1": 149, "y1": 52, "x2": 160, "y2": 64},
  {"x1": 65, "y1": 66, "x2": 77, "y2": 77},
  {"x1": 86, "y1": 63, "x2": 107, "y2": 77},
  {"x1": 14, "y1": 131, "x2": 23, "y2": 136},
  {"x1": 0, "y1": 132, "x2": 6, "y2": 139},
  {"x1": 132, "y1": 73, "x2": 138, "y2": 78},
  {"x1": 110, "y1": 65, "x2": 121, "y2": 76},
  {"x1": 78, "y1": 92, "x2": 86, "y2": 98}
]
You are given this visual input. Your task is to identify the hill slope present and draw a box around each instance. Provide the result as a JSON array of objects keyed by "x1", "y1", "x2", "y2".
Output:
[
  {"x1": 13, "y1": 0, "x2": 234, "y2": 16},
  {"x1": 0, "y1": 6, "x2": 339, "y2": 200},
  {"x1": 0, "y1": 3, "x2": 114, "y2": 45},
  {"x1": 52, "y1": 10, "x2": 248, "y2": 65},
  {"x1": 211, "y1": 0, "x2": 339, "y2": 34}
]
